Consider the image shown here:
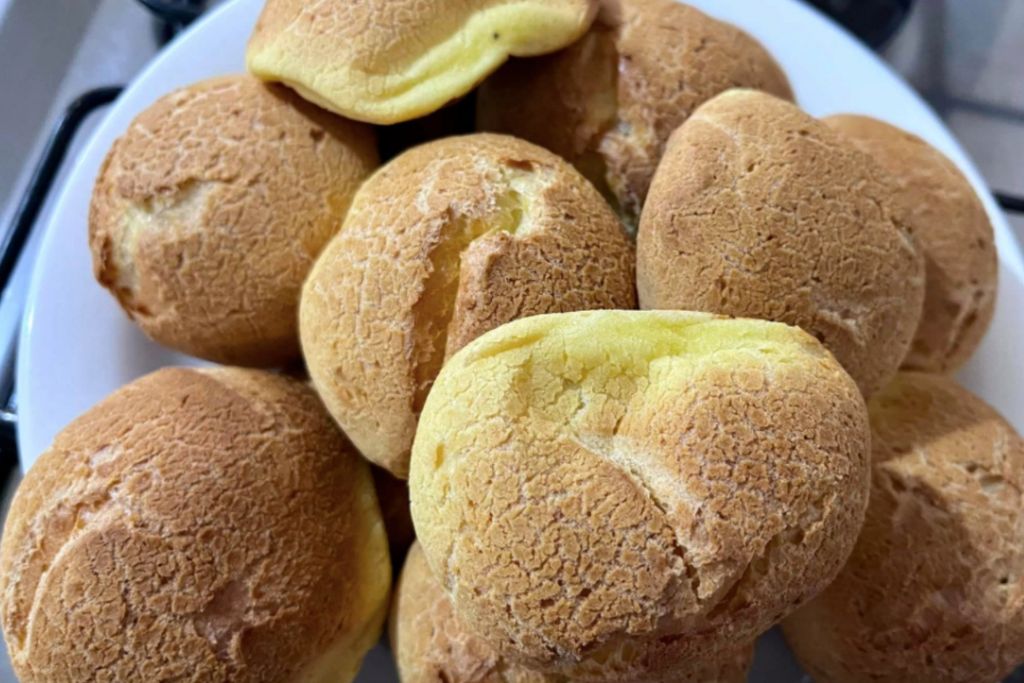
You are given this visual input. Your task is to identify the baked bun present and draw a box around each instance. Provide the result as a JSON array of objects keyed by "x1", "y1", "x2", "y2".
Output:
[
  {"x1": 89, "y1": 75, "x2": 376, "y2": 367},
  {"x1": 391, "y1": 543, "x2": 553, "y2": 683},
  {"x1": 783, "y1": 372, "x2": 1024, "y2": 683},
  {"x1": 477, "y1": 0, "x2": 793, "y2": 224},
  {"x1": 247, "y1": 0, "x2": 598, "y2": 124},
  {"x1": 0, "y1": 368, "x2": 390, "y2": 683},
  {"x1": 637, "y1": 89, "x2": 924, "y2": 396},
  {"x1": 410, "y1": 310, "x2": 870, "y2": 672},
  {"x1": 300, "y1": 133, "x2": 636, "y2": 478},
  {"x1": 824, "y1": 114, "x2": 998, "y2": 373},
  {"x1": 391, "y1": 543, "x2": 753, "y2": 683}
]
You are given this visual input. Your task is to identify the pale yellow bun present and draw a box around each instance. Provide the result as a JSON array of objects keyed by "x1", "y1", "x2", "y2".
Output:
[
  {"x1": 0, "y1": 368, "x2": 390, "y2": 683},
  {"x1": 824, "y1": 114, "x2": 998, "y2": 374},
  {"x1": 89, "y1": 75, "x2": 377, "y2": 367},
  {"x1": 410, "y1": 310, "x2": 870, "y2": 672},
  {"x1": 783, "y1": 372, "x2": 1024, "y2": 683},
  {"x1": 300, "y1": 133, "x2": 636, "y2": 478},
  {"x1": 391, "y1": 543, "x2": 753, "y2": 683},
  {"x1": 477, "y1": 0, "x2": 793, "y2": 224},
  {"x1": 637, "y1": 90, "x2": 925, "y2": 397},
  {"x1": 247, "y1": 0, "x2": 598, "y2": 124}
]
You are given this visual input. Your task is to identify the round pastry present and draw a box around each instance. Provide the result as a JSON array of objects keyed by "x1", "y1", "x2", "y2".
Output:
[
  {"x1": 0, "y1": 367, "x2": 390, "y2": 683},
  {"x1": 410, "y1": 310, "x2": 870, "y2": 672},
  {"x1": 391, "y1": 543, "x2": 754, "y2": 683},
  {"x1": 824, "y1": 114, "x2": 998, "y2": 373},
  {"x1": 89, "y1": 74, "x2": 377, "y2": 367},
  {"x1": 391, "y1": 543, "x2": 553, "y2": 683},
  {"x1": 637, "y1": 89, "x2": 925, "y2": 397},
  {"x1": 300, "y1": 133, "x2": 636, "y2": 478},
  {"x1": 247, "y1": 0, "x2": 598, "y2": 125},
  {"x1": 783, "y1": 372, "x2": 1024, "y2": 683},
  {"x1": 477, "y1": 0, "x2": 793, "y2": 225}
]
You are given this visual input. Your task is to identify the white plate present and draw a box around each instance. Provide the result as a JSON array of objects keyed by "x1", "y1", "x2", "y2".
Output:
[{"x1": 14, "y1": 0, "x2": 1024, "y2": 681}]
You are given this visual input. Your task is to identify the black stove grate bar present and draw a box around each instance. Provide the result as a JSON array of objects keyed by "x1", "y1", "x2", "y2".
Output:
[
  {"x1": 0, "y1": 86, "x2": 123, "y2": 477},
  {"x1": 996, "y1": 192, "x2": 1024, "y2": 215},
  {"x1": 0, "y1": 87, "x2": 123, "y2": 292}
]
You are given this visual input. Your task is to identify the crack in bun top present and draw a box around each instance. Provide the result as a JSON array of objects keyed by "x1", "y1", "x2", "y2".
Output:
[
  {"x1": 409, "y1": 310, "x2": 871, "y2": 673},
  {"x1": 0, "y1": 367, "x2": 391, "y2": 683},
  {"x1": 637, "y1": 89, "x2": 925, "y2": 397},
  {"x1": 300, "y1": 133, "x2": 636, "y2": 479}
]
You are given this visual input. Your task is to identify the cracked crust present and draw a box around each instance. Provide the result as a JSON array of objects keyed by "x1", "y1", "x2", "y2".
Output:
[
  {"x1": 89, "y1": 74, "x2": 377, "y2": 367},
  {"x1": 637, "y1": 90, "x2": 925, "y2": 397},
  {"x1": 300, "y1": 133, "x2": 636, "y2": 478},
  {"x1": 0, "y1": 368, "x2": 391, "y2": 683},
  {"x1": 409, "y1": 310, "x2": 870, "y2": 673},
  {"x1": 391, "y1": 543, "x2": 553, "y2": 683},
  {"x1": 391, "y1": 543, "x2": 753, "y2": 683},
  {"x1": 824, "y1": 115, "x2": 998, "y2": 374},
  {"x1": 247, "y1": 0, "x2": 597, "y2": 124},
  {"x1": 477, "y1": 0, "x2": 793, "y2": 225},
  {"x1": 783, "y1": 372, "x2": 1024, "y2": 683}
]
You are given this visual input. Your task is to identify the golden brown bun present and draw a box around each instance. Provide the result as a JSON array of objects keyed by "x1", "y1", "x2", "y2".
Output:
[
  {"x1": 247, "y1": 0, "x2": 597, "y2": 124},
  {"x1": 410, "y1": 310, "x2": 870, "y2": 672},
  {"x1": 477, "y1": 0, "x2": 793, "y2": 224},
  {"x1": 372, "y1": 466, "x2": 416, "y2": 562},
  {"x1": 391, "y1": 543, "x2": 753, "y2": 683},
  {"x1": 89, "y1": 75, "x2": 377, "y2": 367},
  {"x1": 0, "y1": 368, "x2": 390, "y2": 683},
  {"x1": 637, "y1": 90, "x2": 924, "y2": 397},
  {"x1": 391, "y1": 543, "x2": 553, "y2": 683},
  {"x1": 783, "y1": 372, "x2": 1024, "y2": 683},
  {"x1": 300, "y1": 133, "x2": 636, "y2": 478},
  {"x1": 824, "y1": 114, "x2": 998, "y2": 373}
]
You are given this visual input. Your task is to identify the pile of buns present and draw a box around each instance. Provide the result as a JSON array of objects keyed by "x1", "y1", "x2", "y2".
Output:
[{"x1": 1, "y1": 0, "x2": 1020, "y2": 681}]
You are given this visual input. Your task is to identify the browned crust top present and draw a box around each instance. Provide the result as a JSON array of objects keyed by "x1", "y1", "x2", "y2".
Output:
[
  {"x1": 0, "y1": 367, "x2": 389, "y2": 682},
  {"x1": 89, "y1": 74, "x2": 377, "y2": 366},
  {"x1": 825, "y1": 114, "x2": 997, "y2": 374},
  {"x1": 783, "y1": 372, "x2": 1024, "y2": 683},
  {"x1": 300, "y1": 133, "x2": 635, "y2": 478},
  {"x1": 637, "y1": 90, "x2": 925, "y2": 396}
]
